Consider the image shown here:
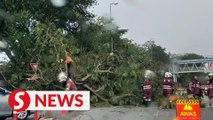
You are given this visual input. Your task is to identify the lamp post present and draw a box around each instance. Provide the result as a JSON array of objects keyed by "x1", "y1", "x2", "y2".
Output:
[{"x1": 109, "y1": 2, "x2": 118, "y2": 55}]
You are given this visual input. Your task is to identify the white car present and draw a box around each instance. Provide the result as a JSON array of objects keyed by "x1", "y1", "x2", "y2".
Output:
[{"x1": 0, "y1": 87, "x2": 32, "y2": 120}]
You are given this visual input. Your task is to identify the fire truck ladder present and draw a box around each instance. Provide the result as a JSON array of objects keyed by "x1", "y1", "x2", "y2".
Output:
[{"x1": 169, "y1": 58, "x2": 213, "y2": 82}]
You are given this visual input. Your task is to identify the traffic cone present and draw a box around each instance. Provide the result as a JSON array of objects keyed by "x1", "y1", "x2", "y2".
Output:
[
  {"x1": 13, "y1": 111, "x2": 18, "y2": 120},
  {"x1": 34, "y1": 110, "x2": 39, "y2": 120},
  {"x1": 61, "y1": 110, "x2": 65, "y2": 116}
]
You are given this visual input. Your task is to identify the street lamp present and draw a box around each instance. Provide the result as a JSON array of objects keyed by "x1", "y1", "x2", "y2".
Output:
[
  {"x1": 110, "y1": 2, "x2": 118, "y2": 21},
  {"x1": 109, "y1": 2, "x2": 118, "y2": 55}
]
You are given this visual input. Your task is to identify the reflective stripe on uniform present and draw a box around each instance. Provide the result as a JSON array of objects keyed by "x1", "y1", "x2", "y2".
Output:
[
  {"x1": 144, "y1": 85, "x2": 151, "y2": 89},
  {"x1": 192, "y1": 84, "x2": 201, "y2": 88},
  {"x1": 163, "y1": 85, "x2": 172, "y2": 89},
  {"x1": 208, "y1": 85, "x2": 213, "y2": 89}
]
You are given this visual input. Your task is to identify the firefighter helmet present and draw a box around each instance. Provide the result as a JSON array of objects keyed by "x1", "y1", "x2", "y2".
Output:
[
  {"x1": 165, "y1": 72, "x2": 172, "y2": 78},
  {"x1": 145, "y1": 75, "x2": 149, "y2": 79},
  {"x1": 58, "y1": 72, "x2": 67, "y2": 82}
]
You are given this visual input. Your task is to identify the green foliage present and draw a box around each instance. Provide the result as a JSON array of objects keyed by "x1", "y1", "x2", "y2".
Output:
[
  {"x1": 143, "y1": 40, "x2": 170, "y2": 67},
  {"x1": 73, "y1": 40, "x2": 167, "y2": 105},
  {"x1": 179, "y1": 53, "x2": 204, "y2": 60},
  {"x1": 0, "y1": 0, "x2": 170, "y2": 106}
]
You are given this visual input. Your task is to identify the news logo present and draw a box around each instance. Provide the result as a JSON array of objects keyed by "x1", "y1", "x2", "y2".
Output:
[
  {"x1": 8, "y1": 90, "x2": 90, "y2": 112},
  {"x1": 8, "y1": 90, "x2": 30, "y2": 112}
]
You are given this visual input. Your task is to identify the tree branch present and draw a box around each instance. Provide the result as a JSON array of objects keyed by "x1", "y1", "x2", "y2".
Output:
[
  {"x1": 77, "y1": 74, "x2": 91, "y2": 82},
  {"x1": 26, "y1": 74, "x2": 42, "y2": 81},
  {"x1": 96, "y1": 63, "x2": 113, "y2": 73},
  {"x1": 94, "y1": 86, "x2": 104, "y2": 93},
  {"x1": 83, "y1": 84, "x2": 108, "y2": 102},
  {"x1": 112, "y1": 93, "x2": 136, "y2": 101},
  {"x1": 0, "y1": 71, "x2": 17, "y2": 89},
  {"x1": 98, "y1": 67, "x2": 113, "y2": 73}
]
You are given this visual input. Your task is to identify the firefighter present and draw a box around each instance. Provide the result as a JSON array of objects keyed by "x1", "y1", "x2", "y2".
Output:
[
  {"x1": 58, "y1": 72, "x2": 77, "y2": 114},
  {"x1": 142, "y1": 75, "x2": 152, "y2": 107},
  {"x1": 58, "y1": 72, "x2": 77, "y2": 91},
  {"x1": 187, "y1": 82, "x2": 193, "y2": 94},
  {"x1": 207, "y1": 73, "x2": 213, "y2": 106},
  {"x1": 65, "y1": 56, "x2": 75, "y2": 80},
  {"x1": 163, "y1": 72, "x2": 174, "y2": 97},
  {"x1": 191, "y1": 75, "x2": 203, "y2": 99}
]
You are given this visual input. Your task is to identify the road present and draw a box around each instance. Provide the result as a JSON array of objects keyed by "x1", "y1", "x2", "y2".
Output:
[
  {"x1": 6, "y1": 96, "x2": 213, "y2": 120},
  {"x1": 6, "y1": 106, "x2": 213, "y2": 120}
]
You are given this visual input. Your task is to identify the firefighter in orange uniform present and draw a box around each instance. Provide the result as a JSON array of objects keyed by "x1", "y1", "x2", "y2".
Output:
[{"x1": 65, "y1": 56, "x2": 74, "y2": 80}]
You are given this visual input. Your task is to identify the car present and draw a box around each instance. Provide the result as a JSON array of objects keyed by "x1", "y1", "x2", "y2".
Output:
[{"x1": 0, "y1": 87, "x2": 32, "y2": 120}]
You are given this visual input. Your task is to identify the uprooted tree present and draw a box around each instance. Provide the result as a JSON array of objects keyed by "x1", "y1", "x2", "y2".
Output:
[{"x1": 0, "y1": 0, "x2": 170, "y2": 105}]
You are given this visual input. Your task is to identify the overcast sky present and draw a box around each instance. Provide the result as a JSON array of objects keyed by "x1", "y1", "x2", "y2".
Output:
[
  {"x1": 90, "y1": 0, "x2": 213, "y2": 55},
  {"x1": 1, "y1": 0, "x2": 213, "y2": 61}
]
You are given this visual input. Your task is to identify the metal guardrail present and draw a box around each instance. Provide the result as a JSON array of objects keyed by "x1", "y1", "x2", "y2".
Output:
[{"x1": 170, "y1": 59, "x2": 213, "y2": 74}]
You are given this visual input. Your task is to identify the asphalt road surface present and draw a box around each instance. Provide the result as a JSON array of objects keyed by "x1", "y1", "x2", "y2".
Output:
[
  {"x1": 6, "y1": 106, "x2": 213, "y2": 120},
  {"x1": 6, "y1": 96, "x2": 213, "y2": 120}
]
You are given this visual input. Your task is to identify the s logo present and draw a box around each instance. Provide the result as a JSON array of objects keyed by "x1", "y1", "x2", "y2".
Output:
[{"x1": 8, "y1": 90, "x2": 30, "y2": 112}]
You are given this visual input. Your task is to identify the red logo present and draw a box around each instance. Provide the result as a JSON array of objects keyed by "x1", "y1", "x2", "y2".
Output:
[
  {"x1": 8, "y1": 91, "x2": 90, "y2": 111},
  {"x1": 30, "y1": 63, "x2": 39, "y2": 70},
  {"x1": 8, "y1": 90, "x2": 30, "y2": 112}
]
